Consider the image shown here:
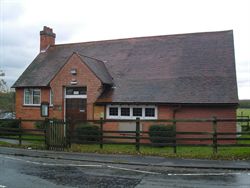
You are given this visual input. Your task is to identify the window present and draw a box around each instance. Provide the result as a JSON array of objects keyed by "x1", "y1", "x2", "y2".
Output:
[
  {"x1": 106, "y1": 105, "x2": 157, "y2": 119},
  {"x1": 66, "y1": 87, "x2": 86, "y2": 95},
  {"x1": 70, "y1": 68, "x2": 77, "y2": 75},
  {"x1": 109, "y1": 107, "x2": 118, "y2": 116},
  {"x1": 24, "y1": 89, "x2": 41, "y2": 105},
  {"x1": 145, "y1": 108, "x2": 155, "y2": 117},
  {"x1": 121, "y1": 108, "x2": 130, "y2": 116},
  {"x1": 50, "y1": 89, "x2": 54, "y2": 106},
  {"x1": 133, "y1": 108, "x2": 142, "y2": 117}
]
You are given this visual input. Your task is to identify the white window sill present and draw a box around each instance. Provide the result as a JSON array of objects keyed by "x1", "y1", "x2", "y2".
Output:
[{"x1": 23, "y1": 104, "x2": 40, "y2": 107}]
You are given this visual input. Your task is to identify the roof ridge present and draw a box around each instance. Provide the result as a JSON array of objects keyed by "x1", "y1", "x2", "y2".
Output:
[{"x1": 52, "y1": 30, "x2": 233, "y2": 48}]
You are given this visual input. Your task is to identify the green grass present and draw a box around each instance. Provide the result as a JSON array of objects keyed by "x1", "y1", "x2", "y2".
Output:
[
  {"x1": 0, "y1": 134, "x2": 45, "y2": 149},
  {"x1": 237, "y1": 108, "x2": 250, "y2": 117},
  {"x1": 1, "y1": 137, "x2": 250, "y2": 160},
  {"x1": 69, "y1": 143, "x2": 250, "y2": 160}
]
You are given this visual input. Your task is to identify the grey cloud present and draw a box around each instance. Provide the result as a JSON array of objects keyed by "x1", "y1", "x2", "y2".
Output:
[{"x1": 0, "y1": 1, "x2": 23, "y2": 21}]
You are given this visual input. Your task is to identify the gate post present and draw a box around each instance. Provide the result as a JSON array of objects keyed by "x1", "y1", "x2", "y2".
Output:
[
  {"x1": 212, "y1": 116, "x2": 218, "y2": 154},
  {"x1": 18, "y1": 118, "x2": 22, "y2": 146},
  {"x1": 45, "y1": 118, "x2": 49, "y2": 150},
  {"x1": 66, "y1": 119, "x2": 71, "y2": 148},
  {"x1": 135, "y1": 118, "x2": 140, "y2": 152},
  {"x1": 173, "y1": 118, "x2": 177, "y2": 154},
  {"x1": 100, "y1": 118, "x2": 104, "y2": 149}
]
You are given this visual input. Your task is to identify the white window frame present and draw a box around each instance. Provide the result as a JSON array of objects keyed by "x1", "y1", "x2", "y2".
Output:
[
  {"x1": 64, "y1": 87, "x2": 87, "y2": 99},
  {"x1": 23, "y1": 88, "x2": 41, "y2": 106},
  {"x1": 106, "y1": 105, "x2": 157, "y2": 120},
  {"x1": 50, "y1": 89, "x2": 54, "y2": 106}
]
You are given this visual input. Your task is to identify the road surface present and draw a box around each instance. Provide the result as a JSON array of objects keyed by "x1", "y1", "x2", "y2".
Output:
[{"x1": 0, "y1": 153, "x2": 250, "y2": 188}]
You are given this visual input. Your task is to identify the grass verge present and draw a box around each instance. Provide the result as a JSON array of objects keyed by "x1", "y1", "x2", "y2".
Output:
[{"x1": 68, "y1": 143, "x2": 250, "y2": 160}]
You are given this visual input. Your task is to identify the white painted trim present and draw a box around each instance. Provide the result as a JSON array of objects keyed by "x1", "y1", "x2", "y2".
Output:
[
  {"x1": 50, "y1": 89, "x2": 53, "y2": 106},
  {"x1": 106, "y1": 105, "x2": 158, "y2": 120},
  {"x1": 65, "y1": 95, "x2": 87, "y2": 99},
  {"x1": 23, "y1": 88, "x2": 41, "y2": 105},
  {"x1": 64, "y1": 87, "x2": 88, "y2": 121},
  {"x1": 23, "y1": 104, "x2": 40, "y2": 107}
]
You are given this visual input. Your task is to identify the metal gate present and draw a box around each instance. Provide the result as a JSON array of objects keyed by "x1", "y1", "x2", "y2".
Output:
[{"x1": 45, "y1": 120, "x2": 67, "y2": 150}]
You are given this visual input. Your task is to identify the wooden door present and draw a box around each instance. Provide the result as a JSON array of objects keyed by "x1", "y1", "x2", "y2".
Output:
[{"x1": 66, "y1": 99, "x2": 87, "y2": 122}]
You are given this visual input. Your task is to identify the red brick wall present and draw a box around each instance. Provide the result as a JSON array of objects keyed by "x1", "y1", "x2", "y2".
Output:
[
  {"x1": 174, "y1": 106, "x2": 237, "y2": 144},
  {"x1": 140, "y1": 105, "x2": 237, "y2": 144},
  {"x1": 15, "y1": 87, "x2": 51, "y2": 129},
  {"x1": 50, "y1": 53, "x2": 103, "y2": 120},
  {"x1": 101, "y1": 105, "x2": 236, "y2": 144},
  {"x1": 15, "y1": 53, "x2": 103, "y2": 128}
]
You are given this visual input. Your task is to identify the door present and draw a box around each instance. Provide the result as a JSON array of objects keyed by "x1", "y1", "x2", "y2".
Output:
[{"x1": 66, "y1": 98, "x2": 87, "y2": 122}]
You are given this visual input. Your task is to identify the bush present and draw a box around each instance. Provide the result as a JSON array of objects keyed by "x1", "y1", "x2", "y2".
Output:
[
  {"x1": 149, "y1": 124, "x2": 175, "y2": 145},
  {"x1": 75, "y1": 123, "x2": 100, "y2": 142},
  {"x1": 34, "y1": 120, "x2": 46, "y2": 129},
  {"x1": 0, "y1": 119, "x2": 19, "y2": 128}
]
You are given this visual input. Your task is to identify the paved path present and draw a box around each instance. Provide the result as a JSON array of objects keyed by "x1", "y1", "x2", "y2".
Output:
[{"x1": 0, "y1": 138, "x2": 30, "y2": 145}]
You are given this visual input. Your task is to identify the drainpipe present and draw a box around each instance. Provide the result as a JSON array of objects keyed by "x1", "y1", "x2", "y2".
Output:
[{"x1": 172, "y1": 105, "x2": 181, "y2": 119}]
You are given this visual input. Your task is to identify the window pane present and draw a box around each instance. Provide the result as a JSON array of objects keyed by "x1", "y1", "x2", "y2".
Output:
[
  {"x1": 66, "y1": 87, "x2": 87, "y2": 95},
  {"x1": 79, "y1": 87, "x2": 87, "y2": 95},
  {"x1": 66, "y1": 88, "x2": 73, "y2": 95},
  {"x1": 121, "y1": 108, "x2": 130, "y2": 116},
  {"x1": 145, "y1": 108, "x2": 155, "y2": 117},
  {"x1": 50, "y1": 90, "x2": 54, "y2": 105},
  {"x1": 133, "y1": 108, "x2": 142, "y2": 116},
  {"x1": 109, "y1": 107, "x2": 118, "y2": 116},
  {"x1": 24, "y1": 89, "x2": 32, "y2": 104},
  {"x1": 33, "y1": 90, "x2": 40, "y2": 104}
]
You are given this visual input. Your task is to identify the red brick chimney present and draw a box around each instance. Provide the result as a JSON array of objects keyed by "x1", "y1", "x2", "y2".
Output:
[{"x1": 40, "y1": 26, "x2": 56, "y2": 52}]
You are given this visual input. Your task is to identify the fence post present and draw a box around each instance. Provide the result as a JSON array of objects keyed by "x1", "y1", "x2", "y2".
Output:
[
  {"x1": 18, "y1": 118, "x2": 22, "y2": 146},
  {"x1": 66, "y1": 118, "x2": 72, "y2": 148},
  {"x1": 136, "y1": 118, "x2": 140, "y2": 152},
  {"x1": 212, "y1": 116, "x2": 218, "y2": 154},
  {"x1": 100, "y1": 117, "x2": 103, "y2": 149},
  {"x1": 173, "y1": 118, "x2": 177, "y2": 154},
  {"x1": 45, "y1": 118, "x2": 49, "y2": 150}
]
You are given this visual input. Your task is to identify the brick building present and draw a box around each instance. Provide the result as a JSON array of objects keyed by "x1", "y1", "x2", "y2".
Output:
[{"x1": 12, "y1": 26, "x2": 238, "y2": 142}]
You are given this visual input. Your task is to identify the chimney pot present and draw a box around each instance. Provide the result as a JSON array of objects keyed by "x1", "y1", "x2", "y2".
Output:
[{"x1": 40, "y1": 26, "x2": 56, "y2": 52}]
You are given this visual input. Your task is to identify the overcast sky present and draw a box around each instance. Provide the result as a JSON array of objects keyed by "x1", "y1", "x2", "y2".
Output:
[{"x1": 0, "y1": 0, "x2": 249, "y2": 99}]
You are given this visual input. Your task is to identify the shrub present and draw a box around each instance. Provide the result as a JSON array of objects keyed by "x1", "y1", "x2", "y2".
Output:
[
  {"x1": 34, "y1": 120, "x2": 46, "y2": 129},
  {"x1": 149, "y1": 124, "x2": 175, "y2": 145},
  {"x1": 0, "y1": 119, "x2": 19, "y2": 128},
  {"x1": 75, "y1": 123, "x2": 100, "y2": 142}
]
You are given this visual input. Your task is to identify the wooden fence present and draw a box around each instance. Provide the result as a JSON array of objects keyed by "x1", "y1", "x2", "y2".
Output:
[
  {"x1": 0, "y1": 119, "x2": 67, "y2": 150},
  {"x1": 0, "y1": 119, "x2": 46, "y2": 146},
  {"x1": 0, "y1": 117, "x2": 250, "y2": 153},
  {"x1": 68, "y1": 117, "x2": 250, "y2": 154}
]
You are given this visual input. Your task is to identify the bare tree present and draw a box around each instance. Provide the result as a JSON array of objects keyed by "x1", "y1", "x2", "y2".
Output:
[{"x1": 0, "y1": 70, "x2": 8, "y2": 92}]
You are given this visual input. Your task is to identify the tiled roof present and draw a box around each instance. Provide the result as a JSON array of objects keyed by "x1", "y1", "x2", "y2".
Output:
[
  {"x1": 78, "y1": 54, "x2": 113, "y2": 85},
  {"x1": 13, "y1": 30, "x2": 238, "y2": 104}
]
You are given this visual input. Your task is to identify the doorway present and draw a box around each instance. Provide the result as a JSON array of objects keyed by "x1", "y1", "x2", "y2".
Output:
[{"x1": 66, "y1": 98, "x2": 87, "y2": 121}]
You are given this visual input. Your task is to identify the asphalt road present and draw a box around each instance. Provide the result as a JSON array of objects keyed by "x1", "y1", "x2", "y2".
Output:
[{"x1": 0, "y1": 153, "x2": 250, "y2": 188}]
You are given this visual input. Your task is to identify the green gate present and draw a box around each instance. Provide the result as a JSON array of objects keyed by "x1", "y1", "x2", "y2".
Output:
[{"x1": 45, "y1": 120, "x2": 67, "y2": 150}]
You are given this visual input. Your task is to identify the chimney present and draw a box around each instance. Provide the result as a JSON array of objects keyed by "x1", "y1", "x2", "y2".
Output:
[{"x1": 40, "y1": 26, "x2": 56, "y2": 52}]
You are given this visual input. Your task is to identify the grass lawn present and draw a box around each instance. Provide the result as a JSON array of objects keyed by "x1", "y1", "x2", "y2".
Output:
[
  {"x1": 0, "y1": 134, "x2": 45, "y2": 149},
  {"x1": 69, "y1": 143, "x2": 250, "y2": 160}
]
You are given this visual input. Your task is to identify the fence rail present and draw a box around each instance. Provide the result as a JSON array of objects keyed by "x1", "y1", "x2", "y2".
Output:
[{"x1": 0, "y1": 117, "x2": 250, "y2": 153}]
